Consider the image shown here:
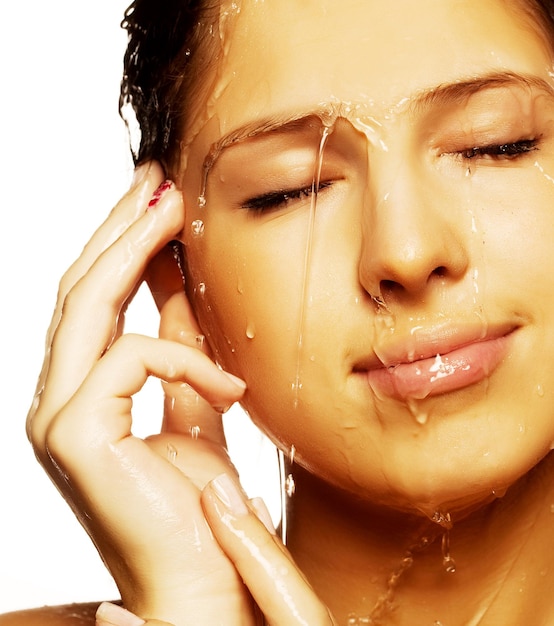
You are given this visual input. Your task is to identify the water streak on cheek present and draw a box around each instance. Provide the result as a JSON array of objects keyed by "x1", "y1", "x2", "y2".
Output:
[{"x1": 291, "y1": 123, "x2": 333, "y2": 408}]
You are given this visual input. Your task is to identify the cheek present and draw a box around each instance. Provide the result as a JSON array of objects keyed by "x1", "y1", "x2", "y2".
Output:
[
  {"x1": 182, "y1": 190, "x2": 364, "y2": 446},
  {"x1": 184, "y1": 208, "x2": 314, "y2": 380}
]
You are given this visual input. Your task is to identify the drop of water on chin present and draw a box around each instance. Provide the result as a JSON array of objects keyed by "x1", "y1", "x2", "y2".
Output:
[
  {"x1": 197, "y1": 194, "x2": 206, "y2": 208},
  {"x1": 407, "y1": 398, "x2": 428, "y2": 425},
  {"x1": 191, "y1": 219, "x2": 205, "y2": 237},
  {"x1": 432, "y1": 510, "x2": 453, "y2": 529},
  {"x1": 431, "y1": 511, "x2": 457, "y2": 574}
]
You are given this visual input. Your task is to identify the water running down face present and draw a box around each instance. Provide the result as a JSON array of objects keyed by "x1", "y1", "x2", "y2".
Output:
[{"x1": 176, "y1": 0, "x2": 554, "y2": 518}]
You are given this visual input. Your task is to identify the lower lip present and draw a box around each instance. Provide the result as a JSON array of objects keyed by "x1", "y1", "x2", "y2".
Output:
[{"x1": 365, "y1": 334, "x2": 512, "y2": 401}]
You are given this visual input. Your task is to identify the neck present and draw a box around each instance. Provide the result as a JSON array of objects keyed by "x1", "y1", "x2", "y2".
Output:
[{"x1": 285, "y1": 453, "x2": 554, "y2": 625}]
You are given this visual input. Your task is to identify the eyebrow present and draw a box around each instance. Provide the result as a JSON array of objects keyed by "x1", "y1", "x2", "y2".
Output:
[
  {"x1": 410, "y1": 70, "x2": 554, "y2": 113},
  {"x1": 202, "y1": 106, "x2": 341, "y2": 172},
  {"x1": 203, "y1": 70, "x2": 554, "y2": 171}
]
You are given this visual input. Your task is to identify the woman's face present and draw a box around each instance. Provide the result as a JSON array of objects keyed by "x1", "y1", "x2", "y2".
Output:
[{"x1": 178, "y1": 0, "x2": 554, "y2": 517}]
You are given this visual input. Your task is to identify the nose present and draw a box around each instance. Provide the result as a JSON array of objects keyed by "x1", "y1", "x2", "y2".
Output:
[{"x1": 358, "y1": 165, "x2": 469, "y2": 304}]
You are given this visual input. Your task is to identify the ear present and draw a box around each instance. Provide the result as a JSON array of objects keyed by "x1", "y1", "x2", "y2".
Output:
[{"x1": 145, "y1": 242, "x2": 186, "y2": 313}]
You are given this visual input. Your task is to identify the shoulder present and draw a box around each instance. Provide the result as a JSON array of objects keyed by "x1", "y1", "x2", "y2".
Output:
[{"x1": 0, "y1": 602, "x2": 103, "y2": 625}]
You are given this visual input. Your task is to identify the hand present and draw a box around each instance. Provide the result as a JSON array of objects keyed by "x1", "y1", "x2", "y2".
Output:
[
  {"x1": 27, "y1": 162, "x2": 252, "y2": 624},
  {"x1": 28, "y1": 161, "x2": 335, "y2": 625}
]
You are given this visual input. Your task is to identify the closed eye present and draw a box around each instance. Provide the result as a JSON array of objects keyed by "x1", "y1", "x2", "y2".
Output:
[
  {"x1": 241, "y1": 181, "x2": 333, "y2": 213},
  {"x1": 458, "y1": 138, "x2": 538, "y2": 160}
]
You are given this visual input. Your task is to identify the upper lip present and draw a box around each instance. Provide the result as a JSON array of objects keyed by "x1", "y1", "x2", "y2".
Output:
[{"x1": 353, "y1": 321, "x2": 518, "y2": 371}]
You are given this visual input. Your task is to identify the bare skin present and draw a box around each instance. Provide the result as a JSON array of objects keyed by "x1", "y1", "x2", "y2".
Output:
[{"x1": 9, "y1": 1, "x2": 554, "y2": 625}]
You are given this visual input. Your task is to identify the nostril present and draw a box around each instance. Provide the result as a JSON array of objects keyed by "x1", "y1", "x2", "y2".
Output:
[{"x1": 433, "y1": 266, "x2": 447, "y2": 278}]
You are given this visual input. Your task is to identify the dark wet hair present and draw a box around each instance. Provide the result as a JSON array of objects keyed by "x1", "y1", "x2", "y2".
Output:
[
  {"x1": 119, "y1": 0, "x2": 216, "y2": 171},
  {"x1": 119, "y1": 0, "x2": 554, "y2": 171}
]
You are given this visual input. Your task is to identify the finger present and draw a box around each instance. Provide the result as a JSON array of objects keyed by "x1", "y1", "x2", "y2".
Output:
[
  {"x1": 48, "y1": 334, "x2": 246, "y2": 449},
  {"x1": 44, "y1": 336, "x2": 245, "y2": 563},
  {"x1": 60, "y1": 162, "x2": 164, "y2": 300},
  {"x1": 145, "y1": 244, "x2": 229, "y2": 444},
  {"x1": 28, "y1": 164, "x2": 164, "y2": 430},
  {"x1": 48, "y1": 162, "x2": 165, "y2": 353},
  {"x1": 31, "y1": 186, "x2": 185, "y2": 446},
  {"x1": 28, "y1": 164, "x2": 164, "y2": 427},
  {"x1": 96, "y1": 601, "x2": 177, "y2": 626},
  {"x1": 202, "y1": 474, "x2": 336, "y2": 626}
]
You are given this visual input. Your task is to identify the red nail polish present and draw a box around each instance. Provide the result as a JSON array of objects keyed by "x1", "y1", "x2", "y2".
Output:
[{"x1": 148, "y1": 179, "x2": 173, "y2": 209}]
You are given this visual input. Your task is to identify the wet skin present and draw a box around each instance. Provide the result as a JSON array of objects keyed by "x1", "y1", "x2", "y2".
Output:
[
  {"x1": 8, "y1": 1, "x2": 554, "y2": 625},
  {"x1": 177, "y1": 0, "x2": 554, "y2": 518}
]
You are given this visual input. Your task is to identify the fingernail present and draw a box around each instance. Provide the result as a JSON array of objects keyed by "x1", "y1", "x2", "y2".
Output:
[
  {"x1": 148, "y1": 179, "x2": 174, "y2": 209},
  {"x1": 251, "y1": 497, "x2": 277, "y2": 535},
  {"x1": 210, "y1": 473, "x2": 249, "y2": 516},
  {"x1": 96, "y1": 602, "x2": 145, "y2": 626},
  {"x1": 223, "y1": 371, "x2": 247, "y2": 390},
  {"x1": 132, "y1": 162, "x2": 150, "y2": 187}
]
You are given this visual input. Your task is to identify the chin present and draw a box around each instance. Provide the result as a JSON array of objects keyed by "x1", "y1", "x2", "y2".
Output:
[{"x1": 335, "y1": 443, "x2": 552, "y2": 523}]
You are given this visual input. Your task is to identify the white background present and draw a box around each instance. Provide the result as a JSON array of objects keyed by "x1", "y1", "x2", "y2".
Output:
[{"x1": 0, "y1": 1, "x2": 277, "y2": 613}]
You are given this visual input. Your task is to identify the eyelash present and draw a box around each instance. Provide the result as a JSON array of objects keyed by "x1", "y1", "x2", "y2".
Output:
[
  {"x1": 457, "y1": 138, "x2": 538, "y2": 160},
  {"x1": 240, "y1": 139, "x2": 538, "y2": 212},
  {"x1": 242, "y1": 181, "x2": 333, "y2": 212}
]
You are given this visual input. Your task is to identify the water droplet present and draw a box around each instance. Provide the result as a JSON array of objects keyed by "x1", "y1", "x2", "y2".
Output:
[
  {"x1": 191, "y1": 219, "x2": 205, "y2": 237},
  {"x1": 407, "y1": 398, "x2": 428, "y2": 425},
  {"x1": 291, "y1": 383, "x2": 303, "y2": 409},
  {"x1": 167, "y1": 444, "x2": 178, "y2": 464},
  {"x1": 443, "y1": 555, "x2": 457, "y2": 574},
  {"x1": 197, "y1": 194, "x2": 206, "y2": 208},
  {"x1": 245, "y1": 322, "x2": 256, "y2": 339},
  {"x1": 285, "y1": 473, "x2": 296, "y2": 497},
  {"x1": 190, "y1": 425, "x2": 200, "y2": 439},
  {"x1": 432, "y1": 510, "x2": 453, "y2": 529},
  {"x1": 537, "y1": 384, "x2": 545, "y2": 397},
  {"x1": 195, "y1": 334, "x2": 205, "y2": 349},
  {"x1": 439, "y1": 524, "x2": 456, "y2": 574},
  {"x1": 196, "y1": 282, "x2": 206, "y2": 297},
  {"x1": 371, "y1": 293, "x2": 389, "y2": 311},
  {"x1": 290, "y1": 444, "x2": 296, "y2": 464},
  {"x1": 550, "y1": 503, "x2": 554, "y2": 513}
]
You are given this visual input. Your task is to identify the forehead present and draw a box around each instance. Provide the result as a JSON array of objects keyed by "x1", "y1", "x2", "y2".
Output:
[{"x1": 182, "y1": 0, "x2": 553, "y2": 165}]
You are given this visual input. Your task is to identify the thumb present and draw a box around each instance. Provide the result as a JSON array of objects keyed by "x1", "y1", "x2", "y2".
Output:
[{"x1": 96, "y1": 602, "x2": 174, "y2": 626}]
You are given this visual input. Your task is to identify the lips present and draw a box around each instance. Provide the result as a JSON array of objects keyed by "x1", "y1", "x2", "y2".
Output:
[{"x1": 357, "y1": 325, "x2": 516, "y2": 401}]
